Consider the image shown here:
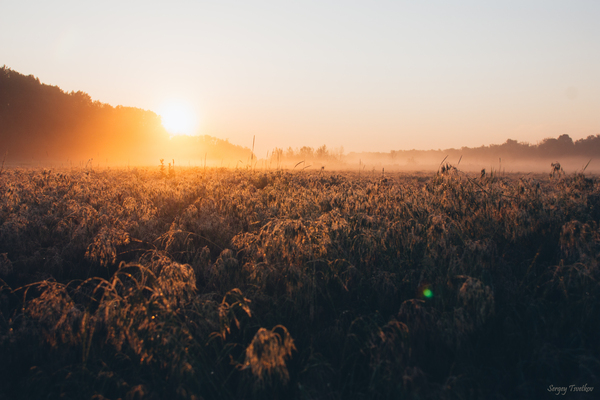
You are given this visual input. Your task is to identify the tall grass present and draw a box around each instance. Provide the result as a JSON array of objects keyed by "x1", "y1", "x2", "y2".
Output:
[{"x1": 0, "y1": 166, "x2": 598, "y2": 399}]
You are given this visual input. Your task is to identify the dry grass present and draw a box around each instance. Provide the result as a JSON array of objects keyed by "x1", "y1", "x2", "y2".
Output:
[{"x1": 0, "y1": 165, "x2": 599, "y2": 399}]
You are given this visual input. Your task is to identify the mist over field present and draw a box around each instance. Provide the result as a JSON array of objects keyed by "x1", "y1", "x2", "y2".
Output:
[
  {"x1": 1, "y1": 67, "x2": 599, "y2": 177},
  {"x1": 275, "y1": 151, "x2": 598, "y2": 175},
  {"x1": 341, "y1": 153, "x2": 598, "y2": 175}
]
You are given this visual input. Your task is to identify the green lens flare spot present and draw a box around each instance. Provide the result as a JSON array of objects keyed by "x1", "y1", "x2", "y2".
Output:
[{"x1": 423, "y1": 288, "x2": 433, "y2": 298}]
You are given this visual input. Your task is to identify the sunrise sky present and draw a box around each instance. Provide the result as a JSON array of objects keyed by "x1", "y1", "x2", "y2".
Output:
[{"x1": 2, "y1": 0, "x2": 599, "y2": 157}]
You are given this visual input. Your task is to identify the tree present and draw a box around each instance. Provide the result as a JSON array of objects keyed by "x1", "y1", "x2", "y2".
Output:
[
  {"x1": 299, "y1": 146, "x2": 314, "y2": 159},
  {"x1": 316, "y1": 145, "x2": 329, "y2": 159},
  {"x1": 285, "y1": 147, "x2": 295, "y2": 158},
  {"x1": 538, "y1": 134, "x2": 574, "y2": 157}
]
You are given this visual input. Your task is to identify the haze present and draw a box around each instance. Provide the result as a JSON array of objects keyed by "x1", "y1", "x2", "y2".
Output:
[{"x1": 2, "y1": 1, "x2": 599, "y2": 158}]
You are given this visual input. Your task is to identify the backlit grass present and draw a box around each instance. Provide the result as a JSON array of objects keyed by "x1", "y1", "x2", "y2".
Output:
[{"x1": 0, "y1": 166, "x2": 598, "y2": 399}]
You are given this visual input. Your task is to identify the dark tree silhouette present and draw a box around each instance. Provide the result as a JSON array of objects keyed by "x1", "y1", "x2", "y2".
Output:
[{"x1": 0, "y1": 66, "x2": 252, "y2": 166}]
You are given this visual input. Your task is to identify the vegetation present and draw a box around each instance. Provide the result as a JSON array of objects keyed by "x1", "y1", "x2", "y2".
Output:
[
  {"x1": 385, "y1": 135, "x2": 600, "y2": 161},
  {"x1": 268, "y1": 135, "x2": 600, "y2": 171},
  {"x1": 3, "y1": 65, "x2": 600, "y2": 172},
  {"x1": 0, "y1": 66, "x2": 252, "y2": 166},
  {"x1": 0, "y1": 164, "x2": 598, "y2": 399}
]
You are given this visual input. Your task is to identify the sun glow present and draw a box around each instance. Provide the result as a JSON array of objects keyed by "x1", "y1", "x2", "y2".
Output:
[{"x1": 159, "y1": 101, "x2": 199, "y2": 136}]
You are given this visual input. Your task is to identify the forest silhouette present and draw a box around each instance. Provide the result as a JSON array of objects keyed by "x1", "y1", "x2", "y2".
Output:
[
  {"x1": 0, "y1": 66, "x2": 251, "y2": 166},
  {"x1": 1, "y1": 66, "x2": 599, "y2": 170}
]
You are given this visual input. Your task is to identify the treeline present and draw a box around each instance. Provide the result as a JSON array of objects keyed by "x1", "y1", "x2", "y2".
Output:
[
  {"x1": 2, "y1": 66, "x2": 597, "y2": 169},
  {"x1": 268, "y1": 145, "x2": 345, "y2": 165},
  {"x1": 388, "y1": 135, "x2": 600, "y2": 162},
  {"x1": 0, "y1": 66, "x2": 251, "y2": 166},
  {"x1": 167, "y1": 135, "x2": 254, "y2": 167},
  {"x1": 266, "y1": 135, "x2": 600, "y2": 169},
  {"x1": 0, "y1": 66, "x2": 166, "y2": 164}
]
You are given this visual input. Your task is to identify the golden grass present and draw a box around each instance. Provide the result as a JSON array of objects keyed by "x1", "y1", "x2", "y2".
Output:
[{"x1": 0, "y1": 165, "x2": 598, "y2": 399}]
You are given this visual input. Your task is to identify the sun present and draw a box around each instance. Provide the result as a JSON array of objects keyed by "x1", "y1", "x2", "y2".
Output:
[{"x1": 159, "y1": 101, "x2": 198, "y2": 136}]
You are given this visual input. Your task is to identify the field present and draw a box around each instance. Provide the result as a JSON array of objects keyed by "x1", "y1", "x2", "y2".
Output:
[{"x1": 0, "y1": 166, "x2": 599, "y2": 399}]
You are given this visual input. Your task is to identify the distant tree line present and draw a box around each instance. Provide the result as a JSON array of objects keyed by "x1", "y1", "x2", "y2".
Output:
[
  {"x1": 0, "y1": 66, "x2": 252, "y2": 165},
  {"x1": 386, "y1": 134, "x2": 600, "y2": 162},
  {"x1": 464, "y1": 134, "x2": 600, "y2": 159},
  {"x1": 268, "y1": 145, "x2": 345, "y2": 165},
  {"x1": 269, "y1": 133, "x2": 600, "y2": 168},
  {"x1": 168, "y1": 135, "x2": 253, "y2": 166}
]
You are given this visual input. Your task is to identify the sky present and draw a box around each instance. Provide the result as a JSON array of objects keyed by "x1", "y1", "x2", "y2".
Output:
[{"x1": 2, "y1": 0, "x2": 599, "y2": 157}]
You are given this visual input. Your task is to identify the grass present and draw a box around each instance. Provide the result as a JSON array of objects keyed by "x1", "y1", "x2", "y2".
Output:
[{"x1": 0, "y1": 165, "x2": 599, "y2": 399}]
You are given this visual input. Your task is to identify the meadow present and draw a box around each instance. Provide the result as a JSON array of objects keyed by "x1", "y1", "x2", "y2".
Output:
[{"x1": 0, "y1": 165, "x2": 598, "y2": 399}]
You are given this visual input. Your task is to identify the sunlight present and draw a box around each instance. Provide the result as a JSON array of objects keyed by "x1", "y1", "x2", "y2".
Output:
[{"x1": 159, "y1": 101, "x2": 198, "y2": 136}]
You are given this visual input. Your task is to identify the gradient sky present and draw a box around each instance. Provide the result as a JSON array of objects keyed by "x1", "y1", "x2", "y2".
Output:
[{"x1": 2, "y1": 0, "x2": 599, "y2": 157}]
